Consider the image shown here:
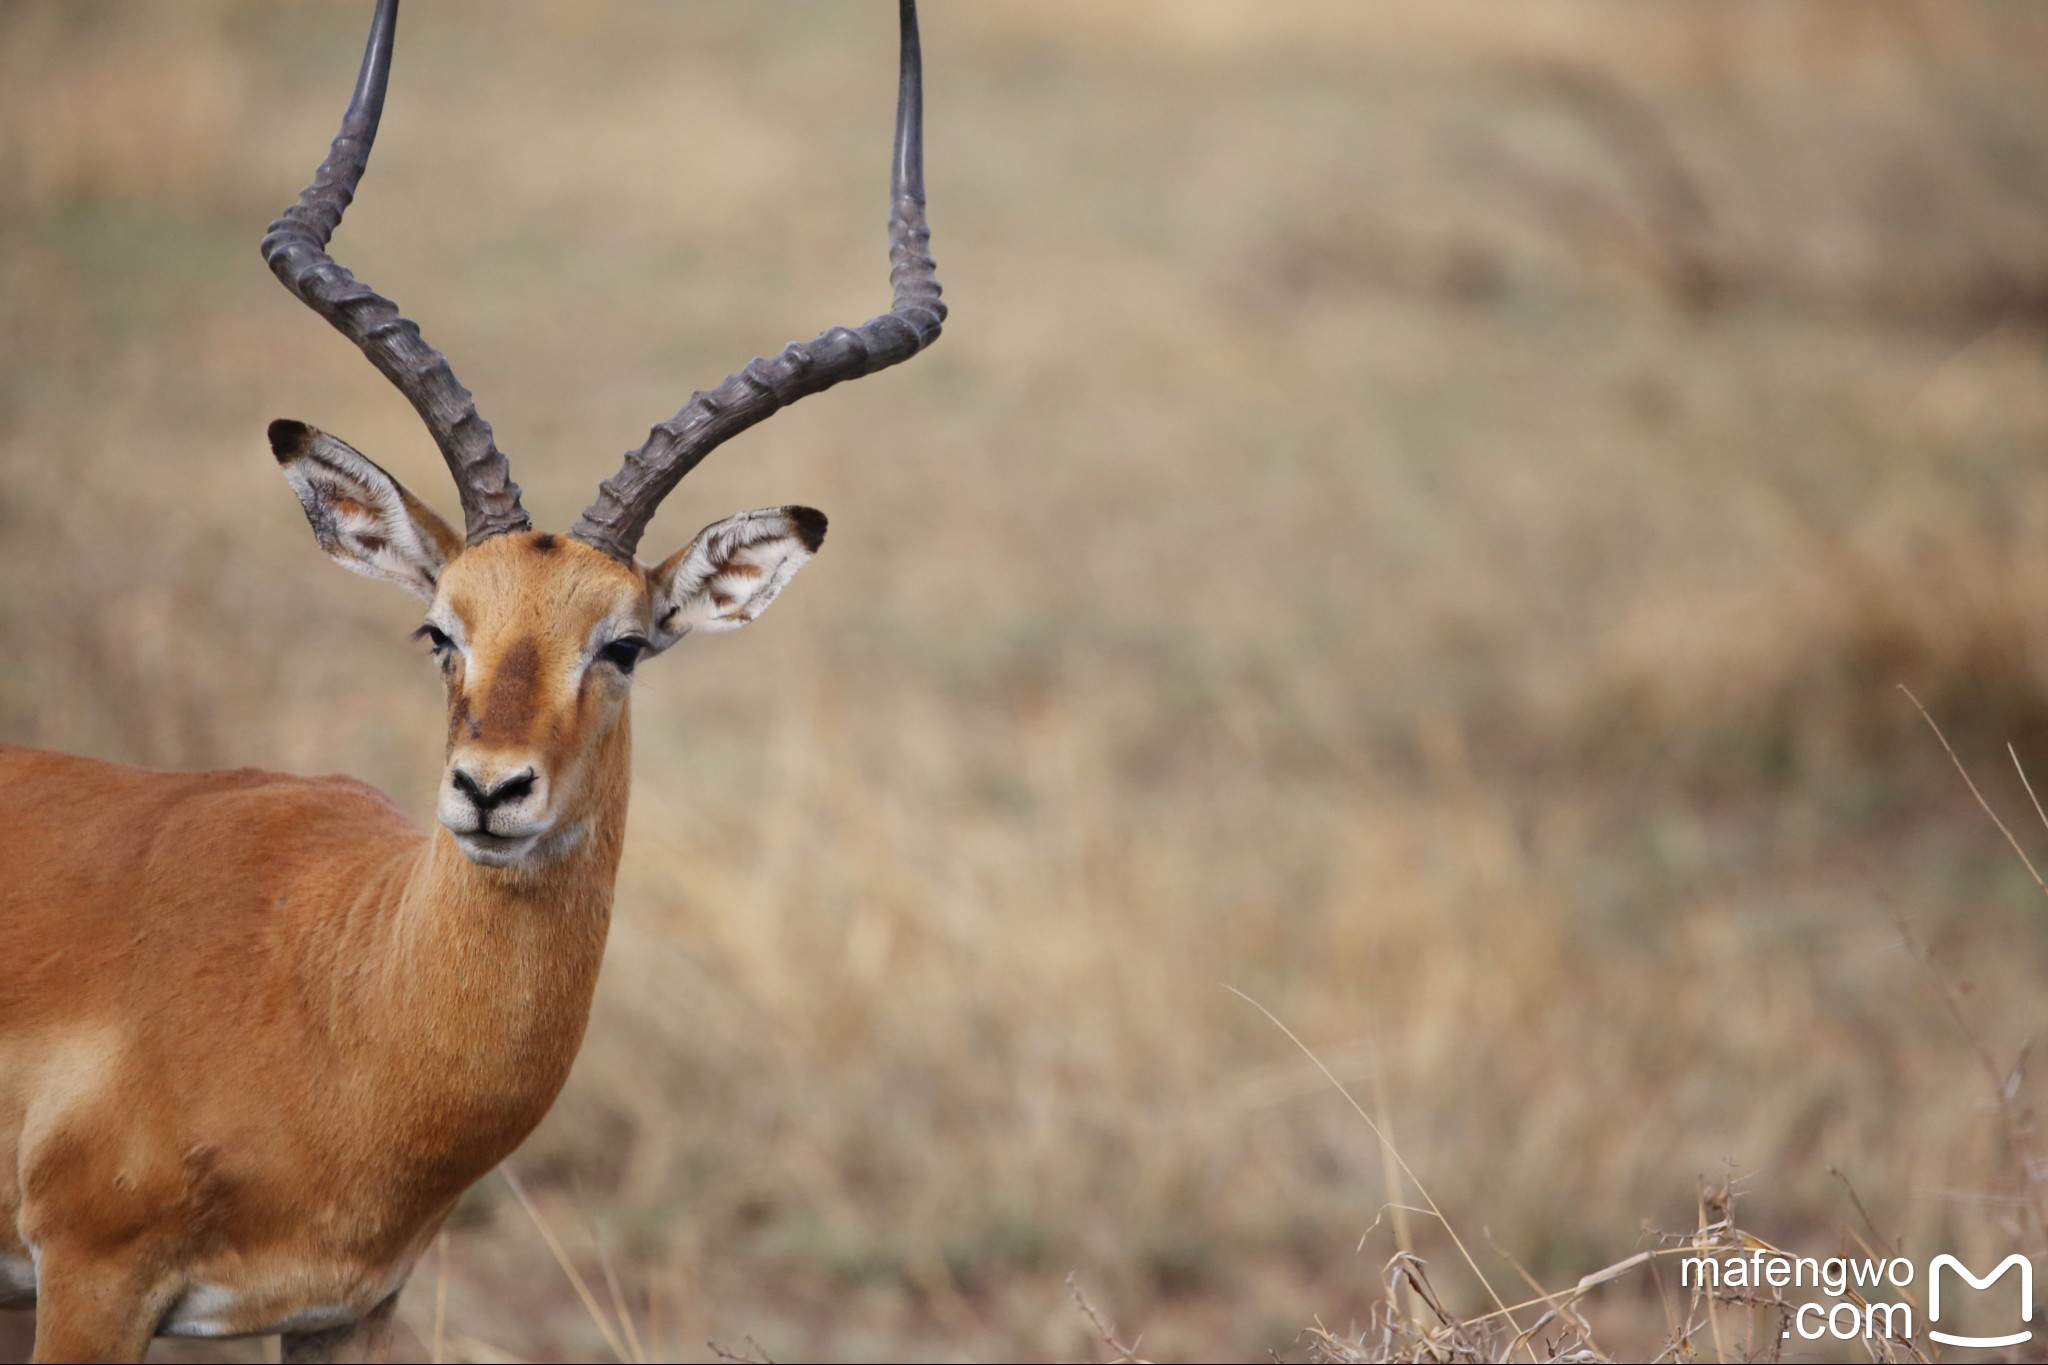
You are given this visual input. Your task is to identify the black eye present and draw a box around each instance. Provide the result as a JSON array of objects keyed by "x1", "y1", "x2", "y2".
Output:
[
  {"x1": 600, "y1": 637, "x2": 647, "y2": 674},
  {"x1": 411, "y1": 623, "x2": 454, "y2": 658}
]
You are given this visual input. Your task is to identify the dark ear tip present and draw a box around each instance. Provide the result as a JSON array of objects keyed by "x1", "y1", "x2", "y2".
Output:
[
  {"x1": 787, "y1": 506, "x2": 828, "y2": 553},
  {"x1": 267, "y1": 419, "x2": 311, "y2": 463}
]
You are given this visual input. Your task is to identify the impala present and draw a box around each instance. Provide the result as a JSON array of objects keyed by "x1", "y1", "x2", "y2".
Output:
[{"x1": 0, "y1": 3, "x2": 942, "y2": 1360}]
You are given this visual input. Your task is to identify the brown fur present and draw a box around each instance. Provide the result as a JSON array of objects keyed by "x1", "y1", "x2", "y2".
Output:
[
  {"x1": 479, "y1": 636, "x2": 543, "y2": 741},
  {"x1": 0, "y1": 533, "x2": 648, "y2": 1361}
]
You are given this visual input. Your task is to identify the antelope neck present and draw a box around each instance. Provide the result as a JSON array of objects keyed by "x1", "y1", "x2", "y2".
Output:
[{"x1": 316, "y1": 713, "x2": 632, "y2": 1100}]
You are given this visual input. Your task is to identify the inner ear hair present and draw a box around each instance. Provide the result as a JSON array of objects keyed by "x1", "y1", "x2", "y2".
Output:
[
  {"x1": 271, "y1": 419, "x2": 460, "y2": 601},
  {"x1": 648, "y1": 505, "x2": 827, "y2": 648}
]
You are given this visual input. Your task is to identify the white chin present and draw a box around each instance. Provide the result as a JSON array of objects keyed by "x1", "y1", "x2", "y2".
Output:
[{"x1": 448, "y1": 829, "x2": 542, "y2": 868}]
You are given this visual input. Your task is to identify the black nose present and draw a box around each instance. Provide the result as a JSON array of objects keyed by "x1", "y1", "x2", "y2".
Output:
[{"x1": 450, "y1": 767, "x2": 536, "y2": 813}]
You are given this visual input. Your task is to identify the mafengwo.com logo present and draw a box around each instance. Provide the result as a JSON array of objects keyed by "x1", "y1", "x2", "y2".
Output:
[{"x1": 1681, "y1": 1249, "x2": 2032, "y2": 1349}]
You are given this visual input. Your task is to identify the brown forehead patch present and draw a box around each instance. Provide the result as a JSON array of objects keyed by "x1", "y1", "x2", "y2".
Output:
[
  {"x1": 531, "y1": 533, "x2": 559, "y2": 553},
  {"x1": 437, "y1": 536, "x2": 650, "y2": 743},
  {"x1": 479, "y1": 637, "x2": 543, "y2": 740}
]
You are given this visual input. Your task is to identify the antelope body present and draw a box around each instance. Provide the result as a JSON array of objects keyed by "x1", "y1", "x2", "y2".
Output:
[{"x1": 0, "y1": 3, "x2": 942, "y2": 1360}]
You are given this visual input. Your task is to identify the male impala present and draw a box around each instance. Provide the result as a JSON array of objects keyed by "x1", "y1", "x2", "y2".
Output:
[{"x1": 0, "y1": 3, "x2": 942, "y2": 1360}]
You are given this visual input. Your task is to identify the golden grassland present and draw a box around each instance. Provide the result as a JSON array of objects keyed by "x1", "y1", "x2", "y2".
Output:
[{"x1": 8, "y1": 3, "x2": 2048, "y2": 1360}]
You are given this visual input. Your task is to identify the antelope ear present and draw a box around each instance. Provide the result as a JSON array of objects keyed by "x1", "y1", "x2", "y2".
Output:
[
  {"x1": 269, "y1": 419, "x2": 463, "y2": 603},
  {"x1": 645, "y1": 506, "x2": 827, "y2": 654}
]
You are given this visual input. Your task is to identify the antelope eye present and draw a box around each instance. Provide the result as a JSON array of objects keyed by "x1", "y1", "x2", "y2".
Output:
[
  {"x1": 600, "y1": 637, "x2": 647, "y2": 674},
  {"x1": 412, "y1": 623, "x2": 454, "y2": 657}
]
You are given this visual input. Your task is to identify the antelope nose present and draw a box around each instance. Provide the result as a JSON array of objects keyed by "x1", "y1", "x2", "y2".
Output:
[{"x1": 450, "y1": 765, "x2": 536, "y2": 814}]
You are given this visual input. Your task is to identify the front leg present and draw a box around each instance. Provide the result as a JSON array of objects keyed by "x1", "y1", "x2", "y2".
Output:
[
  {"x1": 28, "y1": 1244, "x2": 162, "y2": 1365},
  {"x1": 281, "y1": 1290, "x2": 402, "y2": 1365}
]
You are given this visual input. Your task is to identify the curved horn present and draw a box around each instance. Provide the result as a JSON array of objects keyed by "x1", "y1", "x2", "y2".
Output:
[
  {"x1": 261, "y1": 0, "x2": 530, "y2": 545},
  {"x1": 569, "y1": 0, "x2": 946, "y2": 563}
]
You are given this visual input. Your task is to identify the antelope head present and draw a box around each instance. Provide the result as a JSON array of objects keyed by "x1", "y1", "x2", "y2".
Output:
[{"x1": 258, "y1": 0, "x2": 943, "y2": 871}]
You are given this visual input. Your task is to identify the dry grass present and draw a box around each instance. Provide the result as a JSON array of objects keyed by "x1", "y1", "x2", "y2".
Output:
[{"x1": 8, "y1": 3, "x2": 2048, "y2": 1360}]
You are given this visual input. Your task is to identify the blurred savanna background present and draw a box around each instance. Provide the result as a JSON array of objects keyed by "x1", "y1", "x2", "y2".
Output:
[{"x1": 7, "y1": 2, "x2": 2048, "y2": 1360}]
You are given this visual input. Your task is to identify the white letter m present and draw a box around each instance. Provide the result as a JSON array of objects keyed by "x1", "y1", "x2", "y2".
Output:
[{"x1": 1930, "y1": 1254, "x2": 2033, "y2": 1349}]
